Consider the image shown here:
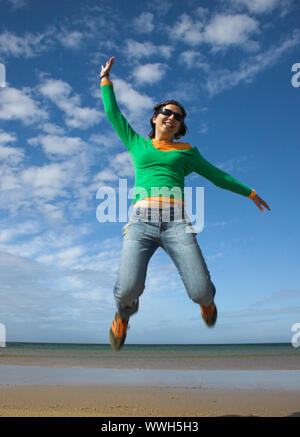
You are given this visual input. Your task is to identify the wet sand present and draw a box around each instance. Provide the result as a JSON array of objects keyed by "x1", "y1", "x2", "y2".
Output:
[
  {"x1": 0, "y1": 385, "x2": 300, "y2": 417},
  {"x1": 0, "y1": 365, "x2": 300, "y2": 417},
  {"x1": 0, "y1": 345, "x2": 299, "y2": 417},
  {"x1": 1, "y1": 345, "x2": 300, "y2": 370}
]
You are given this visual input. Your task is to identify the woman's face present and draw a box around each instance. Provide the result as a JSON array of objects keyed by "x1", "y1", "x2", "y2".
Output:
[{"x1": 153, "y1": 104, "x2": 183, "y2": 140}]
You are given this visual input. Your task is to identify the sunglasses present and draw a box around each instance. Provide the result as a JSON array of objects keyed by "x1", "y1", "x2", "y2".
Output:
[{"x1": 159, "y1": 108, "x2": 184, "y2": 123}]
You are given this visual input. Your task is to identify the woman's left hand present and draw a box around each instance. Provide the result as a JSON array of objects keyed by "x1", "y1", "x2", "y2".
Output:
[{"x1": 252, "y1": 194, "x2": 271, "y2": 212}]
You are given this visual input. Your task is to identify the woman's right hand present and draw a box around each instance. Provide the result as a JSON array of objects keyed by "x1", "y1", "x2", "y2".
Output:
[
  {"x1": 252, "y1": 194, "x2": 271, "y2": 212},
  {"x1": 100, "y1": 56, "x2": 115, "y2": 80}
]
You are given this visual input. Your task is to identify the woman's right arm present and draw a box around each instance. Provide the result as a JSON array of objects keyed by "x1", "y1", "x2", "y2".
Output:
[{"x1": 100, "y1": 57, "x2": 142, "y2": 151}]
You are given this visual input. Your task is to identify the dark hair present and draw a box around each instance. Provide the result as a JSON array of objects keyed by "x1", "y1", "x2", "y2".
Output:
[{"x1": 148, "y1": 100, "x2": 188, "y2": 140}]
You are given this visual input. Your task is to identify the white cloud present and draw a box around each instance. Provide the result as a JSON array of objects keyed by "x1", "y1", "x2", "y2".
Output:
[
  {"x1": 28, "y1": 134, "x2": 87, "y2": 157},
  {"x1": 0, "y1": 249, "x2": 117, "y2": 342},
  {"x1": 0, "y1": 143, "x2": 95, "y2": 220},
  {"x1": 133, "y1": 63, "x2": 167, "y2": 85},
  {"x1": 203, "y1": 14, "x2": 259, "y2": 47},
  {"x1": 0, "y1": 85, "x2": 101, "y2": 221},
  {"x1": 6, "y1": 152, "x2": 90, "y2": 213},
  {"x1": 94, "y1": 168, "x2": 119, "y2": 183},
  {"x1": 57, "y1": 30, "x2": 84, "y2": 49},
  {"x1": 113, "y1": 78, "x2": 154, "y2": 114},
  {"x1": 0, "y1": 143, "x2": 24, "y2": 165},
  {"x1": 231, "y1": 0, "x2": 282, "y2": 14},
  {"x1": 38, "y1": 122, "x2": 65, "y2": 135},
  {"x1": 1, "y1": 0, "x2": 26, "y2": 10},
  {"x1": 93, "y1": 151, "x2": 134, "y2": 185},
  {"x1": 0, "y1": 87, "x2": 47, "y2": 125},
  {"x1": 0, "y1": 30, "x2": 51, "y2": 58},
  {"x1": 180, "y1": 50, "x2": 210, "y2": 71},
  {"x1": 133, "y1": 12, "x2": 154, "y2": 33},
  {"x1": 20, "y1": 162, "x2": 72, "y2": 199},
  {"x1": 0, "y1": 221, "x2": 40, "y2": 243},
  {"x1": 207, "y1": 252, "x2": 223, "y2": 261},
  {"x1": 39, "y1": 77, "x2": 72, "y2": 99},
  {"x1": 205, "y1": 29, "x2": 300, "y2": 95},
  {"x1": 38, "y1": 245, "x2": 86, "y2": 268},
  {"x1": 39, "y1": 78, "x2": 102, "y2": 129},
  {"x1": 254, "y1": 288, "x2": 300, "y2": 305},
  {"x1": 89, "y1": 132, "x2": 120, "y2": 149},
  {"x1": 0, "y1": 17, "x2": 102, "y2": 60},
  {"x1": 0, "y1": 129, "x2": 17, "y2": 145},
  {"x1": 0, "y1": 163, "x2": 19, "y2": 191},
  {"x1": 124, "y1": 39, "x2": 173, "y2": 59},
  {"x1": 111, "y1": 151, "x2": 134, "y2": 178},
  {"x1": 64, "y1": 105, "x2": 102, "y2": 129},
  {"x1": 171, "y1": 12, "x2": 259, "y2": 51},
  {"x1": 148, "y1": 0, "x2": 172, "y2": 15},
  {"x1": 171, "y1": 14, "x2": 204, "y2": 45},
  {"x1": 196, "y1": 6, "x2": 210, "y2": 20},
  {"x1": 216, "y1": 156, "x2": 248, "y2": 173}
]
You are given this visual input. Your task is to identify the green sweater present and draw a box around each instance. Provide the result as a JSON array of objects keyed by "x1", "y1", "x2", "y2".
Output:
[{"x1": 101, "y1": 81, "x2": 254, "y2": 204}]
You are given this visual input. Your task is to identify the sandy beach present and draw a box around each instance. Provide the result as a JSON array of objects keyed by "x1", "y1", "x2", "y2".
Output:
[
  {"x1": 0, "y1": 343, "x2": 299, "y2": 417},
  {"x1": 0, "y1": 385, "x2": 300, "y2": 417}
]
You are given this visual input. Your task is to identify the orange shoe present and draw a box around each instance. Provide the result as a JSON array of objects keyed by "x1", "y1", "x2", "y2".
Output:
[
  {"x1": 200, "y1": 302, "x2": 217, "y2": 327},
  {"x1": 109, "y1": 312, "x2": 129, "y2": 351}
]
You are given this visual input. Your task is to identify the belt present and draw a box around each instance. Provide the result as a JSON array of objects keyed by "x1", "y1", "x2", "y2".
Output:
[{"x1": 131, "y1": 205, "x2": 186, "y2": 222}]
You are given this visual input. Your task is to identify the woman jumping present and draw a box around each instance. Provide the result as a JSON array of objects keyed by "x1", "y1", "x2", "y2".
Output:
[{"x1": 100, "y1": 56, "x2": 270, "y2": 351}]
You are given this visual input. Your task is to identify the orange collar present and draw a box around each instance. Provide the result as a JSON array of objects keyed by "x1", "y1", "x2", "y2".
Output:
[{"x1": 151, "y1": 139, "x2": 192, "y2": 151}]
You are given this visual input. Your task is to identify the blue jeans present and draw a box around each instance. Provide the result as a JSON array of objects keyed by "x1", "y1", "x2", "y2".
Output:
[{"x1": 113, "y1": 205, "x2": 216, "y2": 320}]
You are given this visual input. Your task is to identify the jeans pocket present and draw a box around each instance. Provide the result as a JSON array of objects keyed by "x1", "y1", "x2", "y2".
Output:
[
  {"x1": 122, "y1": 222, "x2": 130, "y2": 237},
  {"x1": 123, "y1": 220, "x2": 146, "y2": 240},
  {"x1": 175, "y1": 222, "x2": 197, "y2": 245}
]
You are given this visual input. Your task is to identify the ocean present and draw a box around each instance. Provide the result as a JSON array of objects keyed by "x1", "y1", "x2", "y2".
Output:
[
  {"x1": 1, "y1": 341, "x2": 298, "y2": 354},
  {"x1": 1, "y1": 341, "x2": 299, "y2": 368},
  {"x1": 0, "y1": 342, "x2": 299, "y2": 388}
]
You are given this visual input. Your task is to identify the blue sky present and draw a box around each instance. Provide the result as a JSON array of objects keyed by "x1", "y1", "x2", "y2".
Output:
[{"x1": 0, "y1": 0, "x2": 299, "y2": 345}]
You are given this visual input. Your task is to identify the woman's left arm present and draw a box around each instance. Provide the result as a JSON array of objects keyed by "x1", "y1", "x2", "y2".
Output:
[{"x1": 191, "y1": 148, "x2": 271, "y2": 212}]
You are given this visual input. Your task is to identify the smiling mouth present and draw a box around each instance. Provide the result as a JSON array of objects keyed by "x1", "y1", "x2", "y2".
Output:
[{"x1": 163, "y1": 122, "x2": 175, "y2": 128}]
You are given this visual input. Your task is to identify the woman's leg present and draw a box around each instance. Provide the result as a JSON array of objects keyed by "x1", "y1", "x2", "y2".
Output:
[
  {"x1": 113, "y1": 219, "x2": 159, "y2": 320},
  {"x1": 160, "y1": 220, "x2": 216, "y2": 306}
]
